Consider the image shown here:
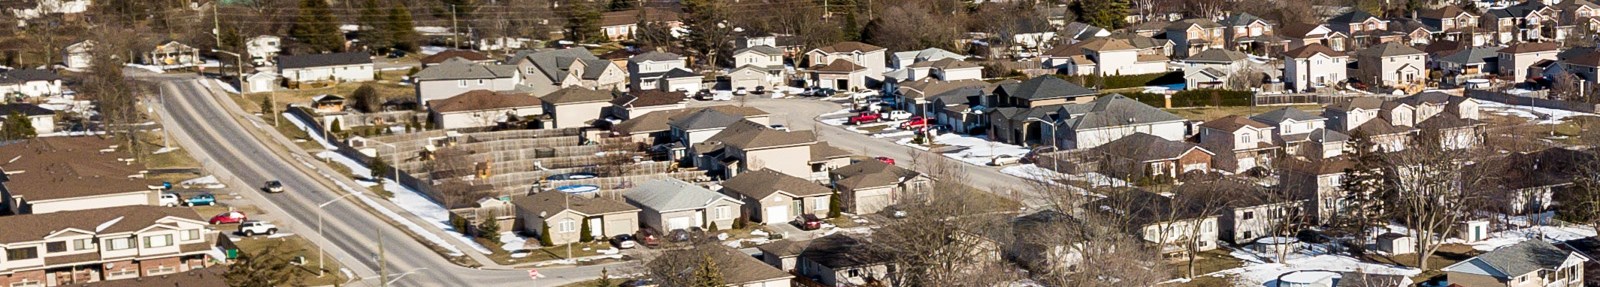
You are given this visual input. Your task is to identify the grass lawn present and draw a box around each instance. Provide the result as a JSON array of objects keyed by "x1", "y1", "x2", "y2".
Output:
[
  {"x1": 231, "y1": 234, "x2": 349, "y2": 286},
  {"x1": 1363, "y1": 243, "x2": 1478, "y2": 284},
  {"x1": 1169, "y1": 249, "x2": 1246, "y2": 286},
  {"x1": 1164, "y1": 104, "x2": 1323, "y2": 121},
  {"x1": 484, "y1": 239, "x2": 612, "y2": 265}
]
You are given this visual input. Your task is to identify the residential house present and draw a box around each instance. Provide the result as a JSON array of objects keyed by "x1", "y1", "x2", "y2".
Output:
[
  {"x1": 8, "y1": 0, "x2": 89, "y2": 19},
  {"x1": 1498, "y1": 41, "x2": 1561, "y2": 81},
  {"x1": 1482, "y1": 1, "x2": 1562, "y2": 44},
  {"x1": 1085, "y1": 189, "x2": 1221, "y2": 257},
  {"x1": 1095, "y1": 133, "x2": 1214, "y2": 180},
  {"x1": 1165, "y1": 18, "x2": 1226, "y2": 58},
  {"x1": 511, "y1": 191, "x2": 640, "y2": 246},
  {"x1": 1176, "y1": 180, "x2": 1305, "y2": 244},
  {"x1": 894, "y1": 78, "x2": 992, "y2": 117},
  {"x1": 607, "y1": 90, "x2": 686, "y2": 121},
  {"x1": 1443, "y1": 240, "x2": 1587, "y2": 287},
  {"x1": 1557, "y1": 0, "x2": 1600, "y2": 33},
  {"x1": 0, "y1": 69, "x2": 62, "y2": 99},
  {"x1": 1057, "y1": 38, "x2": 1168, "y2": 76},
  {"x1": 412, "y1": 59, "x2": 522, "y2": 103},
  {"x1": 890, "y1": 48, "x2": 967, "y2": 70},
  {"x1": 1323, "y1": 98, "x2": 1416, "y2": 151},
  {"x1": 278, "y1": 52, "x2": 375, "y2": 88},
  {"x1": 505, "y1": 48, "x2": 628, "y2": 96},
  {"x1": 1436, "y1": 46, "x2": 1502, "y2": 78},
  {"x1": 1328, "y1": 10, "x2": 1397, "y2": 48},
  {"x1": 693, "y1": 120, "x2": 820, "y2": 180},
  {"x1": 1183, "y1": 49, "x2": 1251, "y2": 90},
  {"x1": 628, "y1": 52, "x2": 702, "y2": 93},
  {"x1": 623, "y1": 179, "x2": 742, "y2": 232},
  {"x1": 905, "y1": 58, "x2": 983, "y2": 82},
  {"x1": 612, "y1": 105, "x2": 769, "y2": 146},
  {"x1": 1394, "y1": 91, "x2": 1484, "y2": 149},
  {"x1": 62, "y1": 40, "x2": 93, "y2": 69},
  {"x1": 1218, "y1": 13, "x2": 1287, "y2": 55},
  {"x1": 1475, "y1": 147, "x2": 1596, "y2": 214},
  {"x1": 474, "y1": 37, "x2": 535, "y2": 52},
  {"x1": 1282, "y1": 44, "x2": 1350, "y2": 92},
  {"x1": 539, "y1": 87, "x2": 614, "y2": 129},
  {"x1": 1563, "y1": 50, "x2": 1600, "y2": 82},
  {"x1": 1280, "y1": 159, "x2": 1354, "y2": 223},
  {"x1": 720, "y1": 169, "x2": 832, "y2": 224},
  {"x1": 1032, "y1": 94, "x2": 1187, "y2": 149},
  {"x1": 1354, "y1": 42, "x2": 1427, "y2": 89},
  {"x1": 0, "y1": 137, "x2": 162, "y2": 215},
  {"x1": 1279, "y1": 23, "x2": 1351, "y2": 52},
  {"x1": 246, "y1": 35, "x2": 281, "y2": 66},
  {"x1": 1007, "y1": 210, "x2": 1088, "y2": 274},
  {"x1": 1198, "y1": 115, "x2": 1278, "y2": 173},
  {"x1": 1417, "y1": 6, "x2": 1486, "y2": 45},
  {"x1": 757, "y1": 239, "x2": 809, "y2": 272},
  {"x1": 420, "y1": 50, "x2": 492, "y2": 67},
  {"x1": 736, "y1": 30, "x2": 778, "y2": 49},
  {"x1": 730, "y1": 45, "x2": 787, "y2": 89},
  {"x1": 727, "y1": 65, "x2": 779, "y2": 91},
  {"x1": 426, "y1": 90, "x2": 543, "y2": 130},
  {"x1": 142, "y1": 41, "x2": 200, "y2": 69},
  {"x1": 659, "y1": 245, "x2": 794, "y2": 287},
  {"x1": 598, "y1": 8, "x2": 683, "y2": 41},
  {"x1": 1111, "y1": 33, "x2": 1177, "y2": 57},
  {"x1": 1060, "y1": 22, "x2": 1111, "y2": 44},
  {"x1": 0, "y1": 104, "x2": 54, "y2": 135},
  {"x1": 796, "y1": 234, "x2": 893, "y2": 286},
  {"x1": 0, "y1": 206, "x2": 214, "y2": 286},
  {"x1": 810, "y1": 59, "x2": 869, "y2": 91},
  {"x1": 806, "y1": 42, "x2": 888, "y2": 82},
  {"x1": 828, "y1": 160, "x2": 929, "y2": 214},
  {"x1": 668, "y1": 108, "x2": 768, "y2": 147},
  {"x1": 1390, "y1": 18, "x2": 1437, "y2": 46},
  {"x1": 984, "y1": 76, "x2": 1100, "y2": 146},
  {"x1": 1251, "y1": 107, "x2": 1346, "y2": 159},
  {"x1": 1131, "y1": 21, "x2": 1172, "y2": 38},
  {"x1": 310, "y1": 94, "x2": 345, "y2": 113}
]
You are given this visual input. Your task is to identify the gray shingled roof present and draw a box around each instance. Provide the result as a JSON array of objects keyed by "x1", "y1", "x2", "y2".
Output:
[
  {"x1": 1251, "y1": 107, "x2": 1325, "y2": 125},
  {"x1": 507, "y1": 48, "x2": 601, "y2": 83},
  {"x1": 412, "y1": 61, "x2": 519, "y2": 81},
  {"x1": 1002, "y1": 76, "x2": 1097, "y2": 101},
  {"x1": 1437, "y1": 47, "x2": 1501, "y2": 65},
  {"x1": 1059, "y1": 94, "x2": 1185, "y2": 130},
  {"x1": 540, "y1": 87, "x2": 614, "y2": 104},
  {"x1": 623, "y1": 179, "x2": 736, "y2": 212},
  {"x1": 512, "y1": 190, "x2": 639, "y2": 218},
  {"x1": 0, "y1": 69, "x2": 60, "y2": 84},
  {"x1": 277, "y1": 52, "x2": 372, "y2": 69},
  {"x1": 668, "y1": 108, "x2": 746, "y2": 131},
  {"x1": 1186, "y1": 49, "x2": 1250, "y2": 64},
  {"x1": 705, "y1": 120, "x2": 817, "y2": 150},
  {"x1": 1219, "y1": 12, "x2": 1266, "y2": 27},
  {"x1": 0, "y1": 103, "x2": 54, "y2": 116},
  {"x1": 630, "y1": 51, "x2": 684, "y2": 63},
  {"x1": 1465, "y1": 240, "x2": 1574, "y2": 277},
  {"x1": 799, "y1": 234, "x2": 889, "y2": 269},
  {"x1": 830, "y1": 160, "x2": 922, "y2": 190},
  {"x1": 735, "y1": 45, "x2": 785, "y2": 56},
  {"x1": 1096, "y1": 132, "x2": 1210, "y2": 162},
  {"x1": 1357, "y1": 42, "x2": 1425, "y2": 58}
]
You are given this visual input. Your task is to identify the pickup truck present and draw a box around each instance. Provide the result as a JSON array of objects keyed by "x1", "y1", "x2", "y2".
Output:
[
  {"x1": 847, "y1": 113, "x2": 881, "y2": 125},
  {"x1": 238, "y1": 220, "x2": 279, "y2": 237},
  {"x1": 186, "y1": 193, "x2": 216, "y2": 206}
]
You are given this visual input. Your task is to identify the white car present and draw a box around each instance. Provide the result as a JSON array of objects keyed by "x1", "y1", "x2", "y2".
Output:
[
  {"x1": 883, "y1": 110, "x2": 912, "y2": 121},
  {"x1": 159, "y1": 193, "x2": 181, "y2": 207},
  {"x1": 237, "y1": 220, "x2": 279, "y2": 237},
  {"x1": 989, "y1": 155, "x2": 1021, "y2": 166}
]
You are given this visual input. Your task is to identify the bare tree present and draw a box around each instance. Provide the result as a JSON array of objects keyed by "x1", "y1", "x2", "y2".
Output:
[
  {"x1": 1022, "y1": 170, "x2": 1172, "y2": 286},
  {"x1": 1561, "y1": 149, "x2": 1600, "y2": 237},
  {"x1": 429, "y1": 147, "x2": 492, "y2": 208},
  {"x1": 1227, "y1": 65, "x2": 1266, "y2": 91},
  {"x1": 1380, "y1": 134, "x2": 1494, "y2": 270},
  {"x1": 869, "y1": 154, "x2": 1020, "y2": 286}
]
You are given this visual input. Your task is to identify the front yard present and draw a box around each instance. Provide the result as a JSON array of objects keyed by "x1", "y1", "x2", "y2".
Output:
[{"x1": 230, "y1": 234, "x2": 350, "y2": 286}]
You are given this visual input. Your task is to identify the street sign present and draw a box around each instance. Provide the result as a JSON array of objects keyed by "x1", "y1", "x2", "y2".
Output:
[{"x1": 527, "y1": 268, "x2": 543, "y2": 280}]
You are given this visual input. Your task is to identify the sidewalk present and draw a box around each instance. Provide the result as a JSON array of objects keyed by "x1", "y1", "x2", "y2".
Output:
[{"x1": 194, "y1": 79, "x2": 505, "y2": 268}]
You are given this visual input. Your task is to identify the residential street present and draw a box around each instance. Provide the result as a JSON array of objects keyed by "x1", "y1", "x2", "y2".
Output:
[{"x1": 150, "y1": 76, "x2": 621, "y2": 286}]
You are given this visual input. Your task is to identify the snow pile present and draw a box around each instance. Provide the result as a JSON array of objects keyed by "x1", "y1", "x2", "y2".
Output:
[
  {"x1": 419, "y1": 46, "x2": 449, "y2": 55},
  {"x1": 499, "y1": 231, "x2": 527, "y2": 251},
  {"x1": 124, "y1": 63, "x2": 165, "y2": 73},
  {"x1": 180, "y1": 175, "x2": 226, "y2": 189},
  {"x1": 1478, "y1": 100, "x2": 1595, "y2": 124},
  {"x1": 898, "y1": 133, "x2": 1030, "y2": 166},
  {"x1": 316, "y1": 151, "x2": 379, "y2": 187},
  {"x1": 281, "y1": 112, "x2": 338, "y2": 149},
  {"x1": 1460, "y1": 225, "x2": 1597, "y2": 251},
  {"x1": 1216, "y1": 254, "x2": 1421, "y2": 286},
  {"x1": 212, "y1": 79, "x2": 240, "y2": 94},
  {"x1": 153, "y1": 147, "x2": 179, "y2": 154}
]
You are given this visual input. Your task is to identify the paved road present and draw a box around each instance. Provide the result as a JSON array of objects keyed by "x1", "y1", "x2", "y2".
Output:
[
  {"x1": 153, "y1": 78, "x2": 622, "y2": 286},
  {"x1": 691, "y1": 97, "x2": 1048, "y2": 208}
]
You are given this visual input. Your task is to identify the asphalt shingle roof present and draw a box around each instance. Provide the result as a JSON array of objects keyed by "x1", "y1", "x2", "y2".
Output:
[
  {"x1": 623, "y1": 179, "x2": 736, "y2": 212},
  {"x1": 1357, "y1": 42, "x2": 1426, "y2": 58},
  {"x1": 705, "y1": 120, "x2": 816, "y2": 150},
  {"x1": 799, "y1": 234, "x2": 889, "y2": 269},
  {"x1": 830, "y1": 160, "x2": 921, "y2": 190},
  {"x1": 513, "y1": 190, "x2": 639, "y2": 217},
  {"x1": 1096, "y1": 132, "x2": 1209, "y2": 162},
  {"x1": 0, "y1": 205, "x2": 204, "y2": 244},
  {"x1": 668, "y1": 108, "x2": 746, "y2": 131},
  {"x1": 1469, "y1": 240, "x2": 1573, "y2": 277},
  {"x1": 540, "y1": 87, "x2": 614, "y2": 104},
  {"x1": 277, "y1": 52, "x2": 372, "y2": 69},
  {"x1": 1058, "y1": 94, "x2": 1186, "y2": 130},
  {"x1": 1002, "y1": 76, "x2": 1096, "y2": 101},
  {"x1": 0, "y1": 103, "x2": 54, "y2": 116},
  {"x1": 721, "y1": 169, "x2": 831, "y2": 200},
  {"x1": 507, "y1": 48, "x2": 602, "y2": 82},
  {"x1": 1200, "y1": 115, "x2": 1272, "y2": 132},
  {"x1": 428, "y1": 90, "x2": 541, "y2": 113},
  {"x1": 412, "y1": 61, "x2": 518, "y2": 81},
  {"x1": 1251, "y1": 107, "x2": 1325, "y2": 125},
  {"x1": 0, "y1": 69, "x2": 60, "y2": 84},
  {"x1": 1187, "y1": 49, "x2": 1250, "y2": 63},
  {"x1": 1438, "y1": 47, "x2": 1501, "y2": 65}
]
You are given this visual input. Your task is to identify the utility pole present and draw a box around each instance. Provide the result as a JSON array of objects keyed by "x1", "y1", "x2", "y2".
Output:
[
  {"x1": 451, "y1": 4, "x2": 460, "y2": 49},
  {"x1": 379, "y1": 229, "x2": 388, "y2": 287},
  {"x1": 212, "y1": 4, "x2": 221, "y2": 48}
]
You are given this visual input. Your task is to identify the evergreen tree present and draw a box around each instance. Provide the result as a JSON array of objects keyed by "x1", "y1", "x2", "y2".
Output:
[
  {"x1": 1336, "y1": 130, "x2": 1386, "y2": 252},
  {"x1": 561, "y1": 2, "x2": 605, "y2": 43},
  {"x1": 579, "y1": 219, "x2": 593, "y2": 242},
  {"x1": 329, "y1": 118, "x2": 342, "y2": 134},
  {"x1": 370, "y1": 155, "x2": 390, "y2": 183},
  {"x1": 841, "y1": 9, "x2": 861, "y2": 42},
  {"x1": 707, "y1": 222, "x2": 719, "y2": 232},
  {"x1": 690, "y1": 254, "x2": 726, "y2": 287},
  {"x1": 681, "y1": 0, "x2": 734, "y2": 67},
  {"x1": 1070, "y1": 0, "x2": 1131, "y2": 29},
  {"x1": 478, "y1": 214, "x2": 501, "y2": 242},
  {"x1": 1, "y1": 111, "x2": 36, "y2": 140},
  {"x1": 291, "y1": 0, "x2": 345, "y2": 52},
  {"x1": 828, "y1": 190, "x2": 843, "y2": 218},
  {"x1": 224, "y1": 241, "x2": 306, "y2": 287},
  {"x1": 592, "y1": 267, "x2": 615, "y2": 287},
  {"x1": 608, "y1": 0, "x2": 635, "y2": 11},
  {"x1": 358, "y1": 0, "x2": 390, "y2": 51},
  {"x1": 539, "y1": 221, "x2": 555, "y2": 247},
  {"x1": 387, "y1": 4, "x2": 419, "y2": 52}
]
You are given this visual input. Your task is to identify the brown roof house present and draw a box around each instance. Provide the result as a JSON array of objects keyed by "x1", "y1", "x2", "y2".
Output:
[
  {"x1": 692, "y1": 120, "x2": 825, "y2": 180},
  {"x1": 757, "y1": 239, "x2": 811, "y2": 272},
  {"x1": 1198, "y1": 115, "x2": 1279, "y2": 173},
  {"x1": 607, "y1": 90, "x2": 686, "y2": 121},
  {"x1": 1443, "y1": 240, "x2": 1588, "y2": 287},
  {"x1": 810, "y1": 59, "x2": 870, "y2": 92},
  {"x1": 1093, "y1": 132, "x2": 1214, "y2": 182},
  {"x1": 512, "y1": 191, "x2": 640, "y2": 246},
  {"x1": 796, "y1": 234, "x2": 894, "y2": 286},
  {"x1": 1279, "y1": 158, "x2": 1354, "y2": 224},
  {"x1": 426, "y1": 90, "x2": 543, "y2": 130},
  {"x1": 652, "y1": 244, "x2": 793, "y2": 286},
  {"x1": 420, "y1": 50, "x2": 492, "y2": 67},
  {"x1": 623, "y1": 179, "x2": 742, "y2": 232},
  {"x1": 720, "y1": 169, "x2": 833, "y2": 224},
  {"x1": 1498, "y1": 41, "x2": 1561, "y2": 81},
  {"x1": 539, "y1": 87, "x2": 614, "y2": 129},
  {"x1": 613, "y1": 105, "x2": 769, "y2": 147},
  {"x1": 0, "y1": 206, "x2": 215, "y2": 286},
  {"x1": 0, "y1": 137, "x2": 162, "y2": 215},
  {"x1": 827, "y1": 160, "x2": 930, "y2": 214}
]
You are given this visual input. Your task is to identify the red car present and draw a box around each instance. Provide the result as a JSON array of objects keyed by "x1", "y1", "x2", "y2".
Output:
[
  {"x1": 875, "y1": 156, "x2": 896, "y2": 165},
  {"x1": 209, "y1": 211, "x2": 247, "y2": 225},
  {"x1": 794, "y1": 214, "x2": 824, "y2": 231},
  {"x1": 899, "y1": 116, "x2": 930, "y2": 130},
  {"x1": 847, "y1": 113, "x2": 881, "y2": 125}
]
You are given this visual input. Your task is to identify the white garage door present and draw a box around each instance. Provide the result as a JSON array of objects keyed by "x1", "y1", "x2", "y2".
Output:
[
  {"x1": 766, "y1": 205, "x2": 790, "y2": 223},
  {"x1": 607, "y1": 218, "x2": 633, "y2": 236},
  {"x1": 667, "y1": 217, "x2": 693, "y2": 231},
  {"x1": 733, "y1": 79, "x2": 760, "y2": 90}
]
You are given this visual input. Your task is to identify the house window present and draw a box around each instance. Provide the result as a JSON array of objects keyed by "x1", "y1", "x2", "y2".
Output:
[
  {"x1": 45, "y1": 242, "x2": 66, "y2": 253},
  {"x1": 144, "y1": 234, "x2": 173, "y2": 248},
  {"x1": 1239, "y1": 134, "x2": 1250, "y2": 143},
  {"x1": 11, "y1": 281, "x2": 41, "y2": 287},
  {"x1": 813, "y1": 197, "x2": 829, "y2": 211},
  {"x1": 457, "y1": 80, "x2": 467, "y2": 87},
  {"x1": 74, "y1": 239, "x2": 94, "y2": 251},
  {"x1": 558, "y1": 219, "x2": 576, "y2": 232},
  {"x1": 1242, "y1": 211, "x2": 1255, "y2": 220},
  {"x1": 106, "y1": 238, "x2": 131, "y2": 250},
  {"x1": 715, "y1": 206, "x2": 732, "y2": 220},
  {"x1": 477, "y1": 79, "x2": 485, "y2": 85},
  {"x1": 147, "y1": 265, "x2": 176, "y2": 275},
  {"x1": 183, "y1": 230, "x2": 201, "y2": 241},
  {"x1": 107, "y1": 269, "x2": 138, "y2": 277},
  {"x1": 5, "y1": 247, "x2": 37, "y2": 260},
  {"x1": 848, "y1": 268, "x2": 862, "y2": 277}
]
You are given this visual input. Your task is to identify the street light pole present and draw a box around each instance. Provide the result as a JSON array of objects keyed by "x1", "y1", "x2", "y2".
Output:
[
  {"x1": 1027, "y1": 117, "x2": 1061, "y2": 172},
  {"x1": 316, "y1": 192, "x2": 362, "y2": 278},
  {"x1": 378, "y1": 142, "x2": 401, "y2": 183}
]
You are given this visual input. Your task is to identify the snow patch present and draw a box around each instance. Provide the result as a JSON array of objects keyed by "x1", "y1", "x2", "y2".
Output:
[
  {"x1": 897, "y1": 133, "x2": 1030, "y2": 166},
  {"x1": 316, "y1": 150, "x2": 494, "y2": 255},
  {"x1": 1479, "y1": 100, "x2": 1596, "y2": 124},
  {"x1": 281, "y1": 112, "x2": 338, "y2": 149},
  {"x1": 153, "y1": 147, "x2": 179, "y2": 154},
  {"x1": 499, "y1": 231, "x2": 527, "y2": 251}
]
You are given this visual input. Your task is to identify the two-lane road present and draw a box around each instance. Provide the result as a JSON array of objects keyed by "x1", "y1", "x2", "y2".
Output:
[{"x1": 155, "y1": 78, "x2": 612, "y2": 286}]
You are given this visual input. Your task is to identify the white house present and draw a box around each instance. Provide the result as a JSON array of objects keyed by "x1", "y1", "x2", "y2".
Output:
[
  {"x1": 629, "y1": 52, "x2": 702, "y2": 93},
  {"x1": 246, "y1": 35, "x2": 282, "y2": 66},
  {"x1": 10, "y1": 0, "x2": 89, "y2": 19},
  {"x1": 0, "y1": 69, "x2": 63, "y2": 99},
  {"x1": 1354, "y1": 42, "x2": 1427, "y2": 89},
  {"x1": 890, "y1": 47, "x2": 966, "y2": 70},
  {"x1": 0, "y1": 104, "x2": 55, "y2": 134},
  {"x1": 1282, "y1": 44, "x2": 1348, "y2": 92},
  {"x1": 411, "y1": 59, "x2": 522, "y2": 103},
  {"x1": 806, "y1": 42, "x2": 887, "y2": 81},
  {"x1": 1044, "y1": 38, "x2": 1167, "y2": 76},
  {"x1": 427, "y1": 90, "x2": 543, "y2": 129},
  {"x1": 277, "y1": 52, "x2": 375, "y2": 87},
  {"x1": 62, "y1": 40, "x2": 93, "y2": 69}
]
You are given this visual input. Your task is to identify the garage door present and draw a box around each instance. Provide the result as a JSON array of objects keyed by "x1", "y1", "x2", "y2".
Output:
[
  {"x1": 733, "y1": 79, "x2": 759, "y2": 90},
  {"x1": 667, "y1": 217, "x2": 692, "y2": 231},
  {"x1": 607, "y1": 218, "x2": 633, "y2": 237},
  {"x1": 765, "y1": 205, "x2": 790, "y2": 223}
]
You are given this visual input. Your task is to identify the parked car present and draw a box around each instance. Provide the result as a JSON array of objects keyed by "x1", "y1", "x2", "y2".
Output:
[
  {"x1": 875, "y1": 156, "x2": 896, "y2": 165},
  {"x1": 989, "y1": 155, "x2": 1020, "y2": 166},
  {"x1": 847, "y1": 113, "x2": 881, "y2": 125},
  {"x1": 159, "y1": 193, "x2": 181, "y2": 207},
  {"x1": 753, "y1": 86, "x2": 766, "y2": 94},
  {"x1": 668, "y1": 227, "x2": 705, "y2": 242},
  {"x1": 635, "y1": 228, "x2": 662, "y2": 247},
  {"x1": 899, "y1": 116, "x2": 930, "y2": 130},
  {"x1": 883, "y1": 110, "x2": 912, "y2": 121},
  {"x1": 237, "y1": 220, "x2": 279, "y2": 236},
  {"x1": 734, "y1": 87, "x2": 748, "y2": 95},
  {"x1": 769, "y1": 124, "x2": 789, "y2": 131},
  {"x1": 186, "y1": 193, "x2": 216, "y2": 206},
  {"x1": 610, "y1": 234, "x2": 638, "y2": 249},
  {"x1": 263, "y1": 180, "x2": 284, "y2": 193},
  {"x1": 695, "y1": 90, "x2": 713, "y2": 100},
  {"x1": 209, "y1": 211, "x2": 247, "y2": 225},
  {"x1": 794, "y1": 214, "x2": 824, "y2": 231}
]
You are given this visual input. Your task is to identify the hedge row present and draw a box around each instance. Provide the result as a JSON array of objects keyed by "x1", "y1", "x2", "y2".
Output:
[
  {"x1": 1119, "y1": 89, "x2": 1255, "y2": 108},
  {"x1": 1056, "y1": 71, "x2": 1185, "y2": 89}
]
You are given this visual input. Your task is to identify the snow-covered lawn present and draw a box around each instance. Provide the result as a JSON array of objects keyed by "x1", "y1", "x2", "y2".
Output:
[
  {"x1": 499, "y1": 231, "x2": 527, "y2": 252},
  {"x1": 1479, "y1": 100, "x2": 1596, "y2": 124},
  {"x1": 898, "y1": 133, "x2": 1030, "y2": 166},
  {"x1": 282, "y1": 112, "x2": 337, "y2": 149},
  {"x1": 1000, "y1": 164, "x2": 1129, "y2": 188},
  {"x1": 1213, "y1": 254, "x2": 1420, "y2": 286},
  {"x1": 315, "y1": 151, "x2": 494, "y2": 255}
]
